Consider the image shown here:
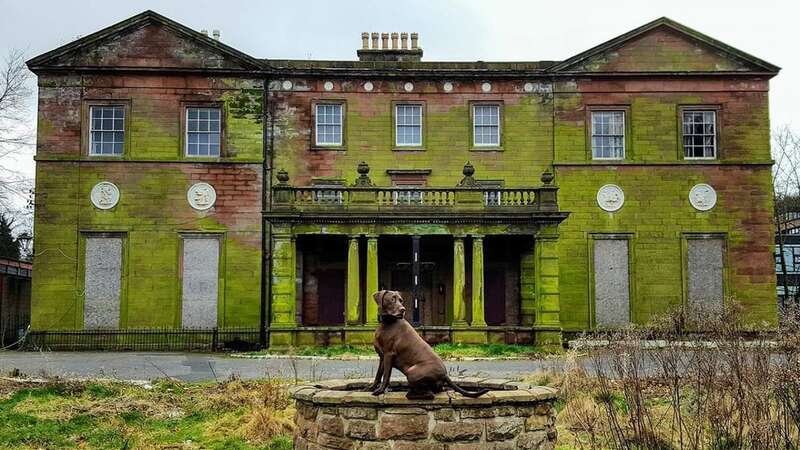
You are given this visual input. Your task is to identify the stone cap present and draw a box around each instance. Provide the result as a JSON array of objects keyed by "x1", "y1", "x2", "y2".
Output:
[{"x1": 289, "y1": 377, "x2": 558, "y2": 406}]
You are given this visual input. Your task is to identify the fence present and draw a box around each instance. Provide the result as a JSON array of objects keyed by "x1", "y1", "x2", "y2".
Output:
[{"x1": 21, "y1": 327, "x2": 263, "y2": 352}]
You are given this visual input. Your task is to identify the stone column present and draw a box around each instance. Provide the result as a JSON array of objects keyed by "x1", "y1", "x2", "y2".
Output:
[
  {"x1": 452, "y1": 236, "x2": 468, "y2": 326},
  {"x1": 471, "y1": 235, "x2": 487, "y2": 327},
  {"x1": 346, "y1": 235, "x2": 361, "y2": 325},
  {"x1": 365, "y1": 235, "x2": 379, "y2": 325},
  {"x1": 534, "y1": 225, "x2": 562, "y2": 346},
  {"x1": 270, "y1": 231, "x2": 297, "y2": 347}
]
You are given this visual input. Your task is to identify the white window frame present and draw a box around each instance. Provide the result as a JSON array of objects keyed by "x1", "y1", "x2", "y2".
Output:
[
  {"x1": 472, "y1": 104, "x2": 501, "y2": 147},
  {"x1": 395, "y1": 104, "x2": 423, "y2": 147},
  {"x1": 185, "y1": 106, "x2": 222, "y2": 157},
  {"x1": 315, "y1": 103, "x2": 343, "y2": 146},
  {"x1": 682, "y1": 110, "x2": 717, "y2": 160},
  {"x1": 591, "y1": 110, "x2": 626, "y2": 160},
  {"x1": 89, "y1": 105, "x2": 125, "y2": 156}
]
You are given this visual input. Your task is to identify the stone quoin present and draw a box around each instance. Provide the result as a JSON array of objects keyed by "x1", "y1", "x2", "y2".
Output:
[{"x1": 25, "y1": 10, "x2": 779, "y2": 346}]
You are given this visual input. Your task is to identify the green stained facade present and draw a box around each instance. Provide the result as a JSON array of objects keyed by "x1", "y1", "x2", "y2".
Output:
[{"x1": 26, "y1": 11, "x2": 780, "y2": 347}]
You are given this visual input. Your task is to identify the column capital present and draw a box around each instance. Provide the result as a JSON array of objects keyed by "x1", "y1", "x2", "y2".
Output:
[
  {"x1": 471, "y1": 234, "x2": 485, "y2": 240},
  {"x1": 453, "y1": 234, "x2": 467, "y2": 240},
  {"x1": 348, "y1": 234, "x2": 362, "y2": 240},
  {"x1": 365, "y1": 233, "x2": 379, "y2": 240}
]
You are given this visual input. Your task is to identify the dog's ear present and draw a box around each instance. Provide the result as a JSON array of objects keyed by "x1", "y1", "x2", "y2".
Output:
[{"x1": 373, "y1": 290, "x2": 387, "y2": 313}]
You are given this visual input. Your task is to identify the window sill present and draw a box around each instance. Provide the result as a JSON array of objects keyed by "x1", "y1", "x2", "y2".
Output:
[
  {"x1": 392, "y1": 147, "x2": 426, "y2": 152},
  {"x1": 310, "y1": 145, "x2": 346, "y2": 151},
  {"x1": 470, "y1": 146, "x2": 504, "y2": 152}
]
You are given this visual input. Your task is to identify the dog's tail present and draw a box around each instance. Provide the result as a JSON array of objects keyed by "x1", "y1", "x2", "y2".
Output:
[{"x1": 444, "y1": 375, "x2": 490, "y2": 398}]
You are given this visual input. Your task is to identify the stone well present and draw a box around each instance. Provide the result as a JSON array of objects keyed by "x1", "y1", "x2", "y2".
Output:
[{"x1": 289, "y1": 378, "x2": 559, "y2": 449}]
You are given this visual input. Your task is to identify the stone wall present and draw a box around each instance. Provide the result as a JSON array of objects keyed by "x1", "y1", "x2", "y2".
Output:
[{"x1": 290, "y1": 379, "x2": 558, "y2": 450}]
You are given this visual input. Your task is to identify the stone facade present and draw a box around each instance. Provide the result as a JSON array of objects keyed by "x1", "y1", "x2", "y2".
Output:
[
  {"x1": 290, "y1": 379, "x2": 558, "y2": 449},
  {"x1": 26, "y1": 11, "x2": 780, "y2": 345}
]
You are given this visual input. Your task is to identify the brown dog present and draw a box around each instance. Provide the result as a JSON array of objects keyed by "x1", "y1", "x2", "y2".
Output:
[{"x1": 367, "y1": 290, "x2": 489, "y2": 399}]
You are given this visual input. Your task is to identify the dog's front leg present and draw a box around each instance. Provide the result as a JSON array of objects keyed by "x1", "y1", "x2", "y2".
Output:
[
  {"x1": 372, "y1": 352, "x2": 394, "y2": 396},
  {"x1": 364, "y1": 354, "x2": 383, "y2": 392}
]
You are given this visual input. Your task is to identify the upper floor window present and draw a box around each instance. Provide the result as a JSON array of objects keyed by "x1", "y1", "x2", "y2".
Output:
[
  {"x1": 683, "y1": 110, "x2": 717, "y2": 159},
  {"x1": 473, "y1": 104, "x2": 500, "y2": 147},
  {"x1": 89, "y1": 106, "x2": 125, "y2": 156},
  {"x1": 591, "y1": 111, "x2": 625, "y2": 160},
  {"x1": 395, "y1": 104, "x2": 422, "y2": 147},
  {"x1": 186, "y1": 107, "x2": 221, "y2": 157},
  {"x1": 315, "y1": 103, "x2": 343, "y2": 146}
]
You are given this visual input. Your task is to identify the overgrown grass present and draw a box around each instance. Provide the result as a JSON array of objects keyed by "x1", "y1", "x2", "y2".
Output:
[
  {"x1": 0, "y1": 377, "x2": 294, "y2": 449},
  {"x1": 244, "y1": 342, "x2": 557, "y2": 359}
]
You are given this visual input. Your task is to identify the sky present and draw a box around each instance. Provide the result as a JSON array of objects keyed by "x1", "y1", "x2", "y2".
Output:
[{"x1": 0, "y1": 0, "x2": 794, "y2": 187}]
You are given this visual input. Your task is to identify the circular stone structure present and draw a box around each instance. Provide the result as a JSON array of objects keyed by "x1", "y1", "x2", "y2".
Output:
[{"x1": 290, "y1": 378, "x2": 558, "y2": 449}]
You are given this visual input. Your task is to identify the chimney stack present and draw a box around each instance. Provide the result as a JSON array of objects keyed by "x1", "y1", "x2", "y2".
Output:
[
  {"x1": 200, "y1": 29, "x2": 208, "y2": 36},
  {"x1": 357, "y1": 31, "x2": 423, "y2": 62},
  {"x1": 212, "y1": 30, "x2": 220, "y2": 40}
]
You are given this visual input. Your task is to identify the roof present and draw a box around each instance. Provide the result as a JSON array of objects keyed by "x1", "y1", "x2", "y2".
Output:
[{"x1": 27, "y1": 12, "x2": 780, "y2": 78}]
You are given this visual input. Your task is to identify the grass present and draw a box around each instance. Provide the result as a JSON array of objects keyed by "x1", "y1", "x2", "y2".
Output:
[
  {"x1": 243, "y1": 342, "x2": 558, "y2": 359},
  {"x1": 0, "y1": 377, "x2": 294, "y2": 449}
]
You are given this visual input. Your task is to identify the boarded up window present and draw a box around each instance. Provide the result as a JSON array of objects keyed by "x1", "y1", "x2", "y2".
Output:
[
  {"x1": 84, "y1": 237, "x2": 123, "y2": 329},
  {"x1": 181, "y1": 237, "x2": 220, "y2": 328},
  {"x1": 594, "y1": 239, "x2": 630, "y2": 327},
  {"x1": 687, "y1": 238, "x2": 724, "y2": 314}
]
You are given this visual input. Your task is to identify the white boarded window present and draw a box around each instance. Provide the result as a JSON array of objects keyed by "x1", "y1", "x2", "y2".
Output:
[
  {"x1": 687, "y1": 237, "x2": 724, "y2": 314},
  {"x1": 591, "y1": 111, "x2": 625, "y2": 159},
  {"x1": 186, "y1": 107, "x2": 221, "y2": 157},
  {"x1": 181, "y1": 236, "x2": 220, "y2": 328},
  {"x1": 683, "y1": 110, "x2": 717, "y2": 159},
  {"x1": 315, "y1": 103, "x2": 343, "y2": 146},
  {"x1": 473, "y1": 105, "x2": 500, "y2": 146},
  {"x1": 84, "y1": 236, "x2": 123, "y2": 329},
  {"x1": 89, "y1": 106, "x2": 125, "y2": 156},
  {"x1": 395, "y1": 104, "x2": 422, "y2": 146},
  {"x1": 593, "y1": 238, "x2": 630, "y2": 327}
]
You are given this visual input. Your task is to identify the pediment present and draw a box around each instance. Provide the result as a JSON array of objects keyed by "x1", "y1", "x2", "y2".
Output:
[{"x1": 28, "y1": 11, "x2": 261, "y2": 72}]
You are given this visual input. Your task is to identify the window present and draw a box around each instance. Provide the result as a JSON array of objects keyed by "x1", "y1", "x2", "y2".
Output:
[
  {"x1": 84, "y1": 235, "x2": 123, "y2": 329},
  {"x1": 89, "y1": 106, "x2": 125, "y2": 156},
  {"x1": 473, "y1": 105, "x2": 500, "y2": 146},
  {"x1": 686, "y1": 237, "x2": 724, "y2": 315},
  {"x1": 395, "y1": 104, "x2": 422, "y2": 147},
  {"x1": 315, "y1": 103, "x2": 343, "y2": 146},
  {"x1": 593, "y1": 238, "x2": 631, "y2": 327},
  {"x1": 181, "y1": 236, "x2": 220, "y2": 328},
  {"x1": 591, "y1": 111, "x2": 625, "y2": 159},
  {"x1": 186, "y1": 107, "x2": 221, "y2": 157},
  {"x1": 683, "y1": 110, "x2": 717, "y2": 159}
]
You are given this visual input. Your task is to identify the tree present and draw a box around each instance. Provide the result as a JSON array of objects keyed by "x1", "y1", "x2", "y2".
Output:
[
  {"x1": 772, "y1": 126, "x2": 800, "y2": 307},
  {"x1": 0, "y1": 213, "x2": 20, "y2": 260}
]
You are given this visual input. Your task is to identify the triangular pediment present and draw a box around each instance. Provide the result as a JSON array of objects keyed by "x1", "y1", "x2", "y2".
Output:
[
  {"x1": 551, "y1": 18, "x2": 779, "y2": 74},
  {"x1": 27, "y1": 10, "x2": 262, "y2": 72}
]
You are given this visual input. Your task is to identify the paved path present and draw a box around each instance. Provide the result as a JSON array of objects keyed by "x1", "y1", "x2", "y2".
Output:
[{"x1": 0, "y1": 352, "x2": 568, "y2": 382}]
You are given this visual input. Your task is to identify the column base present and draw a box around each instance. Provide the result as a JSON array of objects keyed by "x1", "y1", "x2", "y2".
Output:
[
  {"x1": 534, "y1": 329, "x2": 563, "y2": 348},
  {"x1": 268, "y1": 329, "x2": 296, "y2": 348},
  {"x1": 451, "y1": 329, "x2": 488, "y2": 344}
]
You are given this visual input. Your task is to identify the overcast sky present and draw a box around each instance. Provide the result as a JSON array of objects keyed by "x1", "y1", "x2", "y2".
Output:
[{"x1": 0, "y1": 0, "x2": 794, "y2": 184}]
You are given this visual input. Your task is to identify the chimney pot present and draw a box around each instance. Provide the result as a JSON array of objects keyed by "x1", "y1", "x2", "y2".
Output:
[
  {"x1": 391, "y1": 32, "x2": 399, "y2": 49},
  {"x1": 400, "y1": 32, "x2": 408, "y2": 49},
  {"x1": 371, "y1": 32, "x2": 379, "y2": 49},
  {"x1": 201, "y1": 29, "x2": 208, "y2": 36},
  {"x1": 212, "y1": 29, "x2": 220, "y2": 40},
  {"x1": 410, "y1": 33, "x2": 419, "y2": 49},
  {"x1": 381, "y1": 33, "x2": 389, "y2": 49},
  {"x1": 361, "y1": 32, "x2": 369, "y2": 49}
]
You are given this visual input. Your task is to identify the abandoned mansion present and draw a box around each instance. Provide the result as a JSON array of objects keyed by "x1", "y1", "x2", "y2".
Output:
[{"x1": 25, "y1": 11, "x2": 780, "y2": 346}]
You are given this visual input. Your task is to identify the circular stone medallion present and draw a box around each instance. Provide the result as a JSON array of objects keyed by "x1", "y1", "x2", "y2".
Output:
[
  {"x1": 403, "y1": 82, "x2": 414, "y2": 92},
  {"x1": 90, "y1": 181, "x2": 120, "y2": 210},
  {"x1": 596, "y1": 184, "x2": 625, "y2": 212},
  {"x1": 481, "y1": 82, "x2": 492, "y2": 93},
  {"x1": 187, "y1": 182, "x2": 217, "y2": 211},
  {"x1": 443, "y1": 82, "x2": 453, "y2": 92},
  {"x1": 363, "y1": 81, "x2": 374, "y2": 92},
  {"x1": 323, "y1": 81, "x2": 334, "y2": 91},
  {"x1": 689, "y1": 183, "x2": 717, "y2": 211},
  {"x1": 523, "y1": 82, "x2": 534, "y2": 92},
  {"x1": 281, "y1": 80, "x2": 293, "y2": 90}
]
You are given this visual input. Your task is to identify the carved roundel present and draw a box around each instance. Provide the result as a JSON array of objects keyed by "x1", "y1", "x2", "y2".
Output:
[
  {"x1": 481, "y1": 82, "x2": 492, "y2": 93},
  {"x1": 403, "y1": 82, "x2": 414, "y2": 92},
  {"x1": 323, "y1": 81, "x2": 334, "y2": 91},
  {"x1": 596, "y1": 184, "x2": 625, "y2": 212},
  {"x1": 689, "y1": 183, "x2": 717, "y2": 211},
  {"x1": 281, "y1": 80, "x2": 293, "y2": 90},
  {"x1": 523, "y1": 82, "x2": 534, "y2": 92},
  {"x1": 187, "y1": 182, "x2": 217, "y2": 211},
  {"x1": 90, "y1": 181, "x2": 120, "y2": 210},
  {"x1": 443, "y1": 82, "x2": 453, "y2": 92},
  {"x1": 363, "y1": 81, "x2": 374, "y2": 92}
]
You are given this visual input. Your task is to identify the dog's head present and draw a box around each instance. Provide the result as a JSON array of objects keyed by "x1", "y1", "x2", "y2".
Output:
[{"x1": 373, "y1": 290, "x2": 406, "y2": 320}]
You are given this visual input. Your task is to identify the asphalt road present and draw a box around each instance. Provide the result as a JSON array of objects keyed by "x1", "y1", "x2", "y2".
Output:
[{"x1": 0, "y1": 352, "x2": 568, "y2": 382}]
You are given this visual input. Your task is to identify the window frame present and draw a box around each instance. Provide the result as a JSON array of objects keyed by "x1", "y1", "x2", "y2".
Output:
[
  {"x1": 183, "y1": 104, "x2": 224, "y2": 158},
  {"x1": 590, "y1": 110, "x2": 626, "y2": 160},
  {"x1": 470, "y1": 102, "x2": 503, "y2": 149},
  {"x1": 82, "y1": 100, "x2": 131, "y2": 158},
  {"x1": 679, "y1": 105, "x2": 721, "y2": 161},
  {"x1": 393, "y1": 103, "x2": 425, "y2": 149},
  {"x1": 312, "y1": 101, "x2": 346, "y2": 149},
  {"x1": 585, "y1": 105, "x2": 631, "y2": 162},
  {"x1": 681, "y1": 232, "x2": 729, "y2": 311},
  {"x1": 587, "y1": 233, "x2": 635, "y2": 329}
]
